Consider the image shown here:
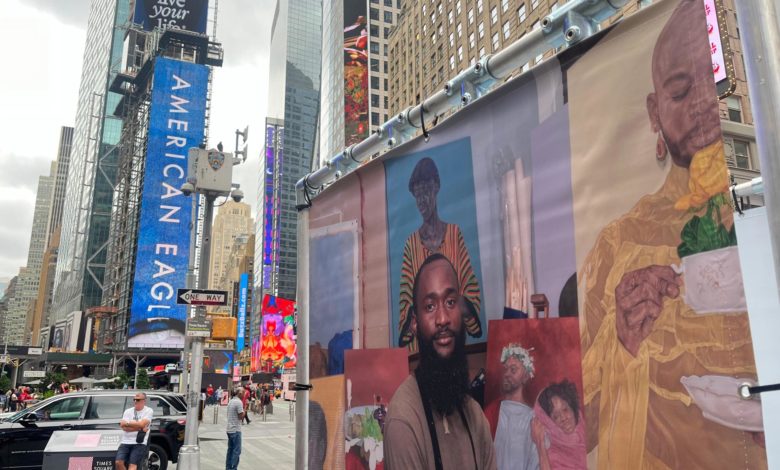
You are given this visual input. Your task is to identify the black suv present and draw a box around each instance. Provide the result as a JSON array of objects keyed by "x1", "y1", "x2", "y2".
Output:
[{"x1": 0, "y1": 389, "x2": 186, "y2": 470}]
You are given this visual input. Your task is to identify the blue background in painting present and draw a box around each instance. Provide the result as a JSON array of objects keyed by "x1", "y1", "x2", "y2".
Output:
[
  {"x1": 384, "y1": 137, "x2": 483, "y2": 346},
  {"x1": 129, "y1": 57, "x2": 208, "y2": 344},
  {"x1": 237, "y1": 273, "x2": 249, "y2": 351}
]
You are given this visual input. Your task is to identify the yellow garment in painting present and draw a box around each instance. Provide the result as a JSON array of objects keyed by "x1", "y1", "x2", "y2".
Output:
[{"x1": 580, "y1": 164, "x2": 766, "y2": 470}]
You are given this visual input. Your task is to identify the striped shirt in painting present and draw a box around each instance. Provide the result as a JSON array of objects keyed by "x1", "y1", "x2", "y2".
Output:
[{"x1": 399, "y1": 223, "x2": 482, "y2": 351}]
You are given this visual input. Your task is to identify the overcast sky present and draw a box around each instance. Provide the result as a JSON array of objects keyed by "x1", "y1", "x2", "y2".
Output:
[{"x1": 0, "y1": 0, "x2": 273, "y2": 282}]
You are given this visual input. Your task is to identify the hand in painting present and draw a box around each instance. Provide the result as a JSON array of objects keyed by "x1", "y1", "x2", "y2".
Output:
[
  {"x1": 615, "y1": 265, "x2": 681, "y2": 356},
  {"x1": 531, "y1": 417, "x2": 546, "y2": 448}
]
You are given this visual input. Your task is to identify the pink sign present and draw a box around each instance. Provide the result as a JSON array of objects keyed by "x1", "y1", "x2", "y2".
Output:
[{"x1": 703, "y1": 0, "x2": 726, "y2": 83}]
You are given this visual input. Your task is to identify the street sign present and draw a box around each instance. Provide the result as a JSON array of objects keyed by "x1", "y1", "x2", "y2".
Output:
[
  {"x1": 23, "y1": 370, "x2": 45, "y2": 378},
  {"x1": 0, "y1": 355, "x2": 9, "y2": 364},
  {"x1": 177, "y1": 289, "x2": 228, "y2": 306},
  {"x1": 186, "y1": 306, "x2": 212, "y2": 337}
]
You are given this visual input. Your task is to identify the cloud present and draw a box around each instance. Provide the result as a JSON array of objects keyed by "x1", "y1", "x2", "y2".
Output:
[
  {"x1": 24, "y1": 0, "x2": 90, "y2": 28},
  {"x1": 0, "y1": 184, "x2": 38, "y2": 276},
  {"x1": 215, "y1": 0, "x2": 274, "y2": 66},
  {"x1": 0, "y1": 153, "x2": 53, "y2": 192}
]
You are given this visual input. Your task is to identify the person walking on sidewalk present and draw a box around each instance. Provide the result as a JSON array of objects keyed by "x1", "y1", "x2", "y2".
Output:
[
  {"x1": 241, "y1": 385, "x2": 251, "y2": 424},
  {"x1": 226, "y1": 387, "x2": 245, "y2": 470}
]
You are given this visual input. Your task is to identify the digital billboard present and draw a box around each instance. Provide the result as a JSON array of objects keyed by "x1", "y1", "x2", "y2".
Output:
[
  {"x1": 344, "y1": 0, "x2": 368, "y2": 145},
  {"x1": 236, "y1": 273, "x2": 249, "y2": 351},
  {"x1": 204, "y1": 349, "x2": 233, "y2": 374},
  {"x1": 259, "y1": 294, "x2": 296, "y2": 372},
  {"x1": 129, "y1": 57, "x2": 208, "y2": 348},
  {"x1": 133, "y1": 0, "x2": 209, "y2": 34},
  {"x1": 262, "y1": 123, "x2": 283, "y2": 290}
]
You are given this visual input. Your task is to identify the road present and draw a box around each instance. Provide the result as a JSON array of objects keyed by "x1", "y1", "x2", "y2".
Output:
[{"x1": 170, "y1": 399, "x2": 296, "y2": 470}]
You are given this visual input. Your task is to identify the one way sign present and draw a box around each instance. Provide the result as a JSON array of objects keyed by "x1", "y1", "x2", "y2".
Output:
[{"x1": 177, "y1": 289, "x2": 228, "y2": 306}]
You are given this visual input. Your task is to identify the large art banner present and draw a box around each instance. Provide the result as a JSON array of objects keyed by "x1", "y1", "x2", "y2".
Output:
[{"x1": 305, "y1": 0, "x2": 766, "y2": 468}]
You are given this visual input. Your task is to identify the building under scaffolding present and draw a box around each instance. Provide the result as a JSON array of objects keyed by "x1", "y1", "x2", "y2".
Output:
[{"x1": 96, "y1": 26, "x2": 223, "y2": 355}]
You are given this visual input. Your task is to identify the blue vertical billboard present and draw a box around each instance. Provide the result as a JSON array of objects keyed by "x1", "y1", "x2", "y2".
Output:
[
  {"x1": 237, "y1": 273, "x2": 249, "y2": 351},
  {"x1": 129, "y1": 57, "x2": 208, "y2": 349}
]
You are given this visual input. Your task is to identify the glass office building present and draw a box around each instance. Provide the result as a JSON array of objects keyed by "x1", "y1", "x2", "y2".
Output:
[{"x1": 51, "y1": 0, "x2": 130, "y2": 323}]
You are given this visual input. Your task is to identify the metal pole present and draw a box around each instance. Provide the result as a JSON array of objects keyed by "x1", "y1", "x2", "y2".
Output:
[
  {"x1": 133, "y1": 355, "x2": 139, "y2": 389},
  {"x1": 294, "y1": 208, "x2": 310, "y2": 469},
  {"x1": 179, "y1": 194, "x2": 215, "y2": 470},
  {"x1": 181, "y1": 191, "x2": 198, "y2": 394},
  {"x1": 734, "y1": 1, "x2": 780, "y2": 295}
]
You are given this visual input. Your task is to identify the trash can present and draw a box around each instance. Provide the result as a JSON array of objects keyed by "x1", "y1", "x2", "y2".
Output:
[{"x1": 43, "y1": 429, "x2": 125, "y2": 469}]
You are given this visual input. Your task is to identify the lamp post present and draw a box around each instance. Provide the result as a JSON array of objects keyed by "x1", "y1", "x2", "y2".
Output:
[{"x1": 177, "y1": 130, "x2": 248, "y2": 470}]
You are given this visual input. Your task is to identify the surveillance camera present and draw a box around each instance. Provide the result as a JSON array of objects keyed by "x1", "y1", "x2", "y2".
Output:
[
  {"x1": 181, "y1": 182, "x2": 195, "y2": 196},
  {"x1": 231, "y1": 188, "x2": 244, "y2": 203}
]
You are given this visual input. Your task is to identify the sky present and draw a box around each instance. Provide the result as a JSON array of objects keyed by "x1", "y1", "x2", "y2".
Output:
[{"x1": 0, "y1": 0, "x2": 273, "y2": 282}]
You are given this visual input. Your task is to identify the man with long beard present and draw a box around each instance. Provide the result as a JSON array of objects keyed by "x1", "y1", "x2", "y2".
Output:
[{"x1": 385, "y1": 253, "x2": 496, "y2": 470}]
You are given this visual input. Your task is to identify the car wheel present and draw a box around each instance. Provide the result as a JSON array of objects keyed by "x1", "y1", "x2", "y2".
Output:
[{"x1": 148, "y1": 443, "x2": 168, "y2": 470}]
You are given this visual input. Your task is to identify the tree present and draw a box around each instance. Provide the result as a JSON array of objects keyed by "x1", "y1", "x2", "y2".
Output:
[
  {"x1": 113, "y1": 371, "x2": 133, "y2": 389},
  {"x1": 0, "y1": 374, "x2": 10, "y2": 392},
  {"x1": 136, "y1": 368, "x2": 151, "y2": 390},
  {"x1": 41, "y1": 371, "x2": 67, "y2": 393}
]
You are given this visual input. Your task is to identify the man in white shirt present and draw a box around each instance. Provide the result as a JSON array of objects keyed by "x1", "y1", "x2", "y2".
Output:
[{"x1": 116, "y1": 392, "x2": 154, "y2": 470}]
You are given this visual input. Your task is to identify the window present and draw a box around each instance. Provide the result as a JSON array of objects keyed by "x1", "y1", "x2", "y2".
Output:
[
  {"x1": 478, "y1": 21, "x2": 485, "y2": 38},
  {"x1": 372, "y1": 112, "x2": 380, "y2": 125},
  {"x1": 371, "y1": 76, "x2": 380, "y2": 89},
  {"x1": 531, "y1": 0, "x2": 539, "y2": 10},
  {"x1": 39, "y1": 397, "x2": 87, "y2": 421},
  {"x1": 449, "y1": 32, "x2": 455, "y2": 47},
  {"x1": 477, "y1": 0, "x2": 483, "y2": 14},
  {"x1": 491, "y1": 6, "x2": 498, "y2": 24},
  {"x1": 371, "y1": 93, "x2": 380, "y2": 107},
  {"x1": 385, "y1": 27, "x2": 390, "y2": 38},
  {"x1": 438, "y1": 2, "x2": 443, "y2": 14},
  {"x1": 431, "y1": 12, "x2": 436, "y2": 23},
  {"x1": 468, "y1": 8, "x2": 474, "y2": 25},
  {"x1": 370, "y1": 7, "x2": 379, "y2": 20},
  {"x1": 551, "y1": 1, "x2": 559, "y2": 11},
  {"x1": 423, "y1": 4, "x2": 427, "y2": 15},
  {"x1": 726, "y1": 96, "x2": 742, "y2": 122},
  {"x1": 432, "y1": 32, "x2": 437, "y2": 44},
  {"x1": 503, "y1": 21, "x2": 511, "y2": 39},
  {"x1": 370, "y1": 41, "x2": 380, "y2": 54},
  {"x1": 370, "y1": 24, "x2": 379, "y2": 37},
  {"x1": 371, "y1": 58, "x2": 380, "y2": 72},
  {"x1": 450, "y1": 55, "x2": 456, "y2": 70},
  {"x1": 457, "y1": 45, "x2": 463, "y2": 61},
  {"x1": 532, "y1": 20, "x2": 540, "y2": 31},
  {"x1": 502, "y1": 0, "x2": 510, "y2": 12},
  {"x1": 449, "y1": 10, "x2": 454, "y2": 24},
  {"x1": 492, "y1": 32, "x2": 500, "y2": 50},
  {"x1": 147, "y1": 396, "x2": 173, "y2": 417},
  {"x1": 385, "y1": 0, "x2": 392, "y2": 5},
  {"x1": 469, "y1": 32, "x2": 475, "y2": 48},
  {"x1": 479, "y1": 46, "x2": 486, "y2": 57},
  {"x1": 457, "y1": 23, "x2": 462, "y2": 38},
  {"x1": 384, "y1": 11, "x2": 393, "y2": 22},
  {"x1": 730, "y1": 138, "x2": 752, "y2": 169},
  {"x1": 456, "y1": 0, "x2": 462, "y2": 15},
  {"x1": 86, "y1": 396, "x2": 127, "y2": 419},
  {"x1": 518, "y1": 4, "x2": 527, "y2": 22}
]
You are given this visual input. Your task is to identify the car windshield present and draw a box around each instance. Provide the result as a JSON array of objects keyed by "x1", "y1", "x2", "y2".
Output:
[{"x1": 5, "y1": 395, "x2": 56, "y2": 422}]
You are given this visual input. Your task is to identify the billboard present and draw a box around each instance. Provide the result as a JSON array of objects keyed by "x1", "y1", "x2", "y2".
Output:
[
  {"x1": 303, "y1": 0, "x2": 767, "y2": 468},
  {"x1": 236, "y1": 273, "x2": 249, "y2": 351},
  {"x1": 129, "y1": 57, "x2": 208, "y2": 349},
  {"x1": 259, "y1": 294, "x2": 297, "y2": 372},
  {"x1": 344, "y1": 0, "x2": 368, "y2": 145},
  {"x1": 204, "y1": 349, "x2": 233, "y2": 374},
  {"x1": 133, "y1": 0, "x2": 209, "y2": 34},
  {"x1": 262, "y1": 122, "x2": 283, "y2": 290}
]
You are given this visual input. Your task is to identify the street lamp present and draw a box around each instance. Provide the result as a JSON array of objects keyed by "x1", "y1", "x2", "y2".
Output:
[{"x1": 177, "y1": 129, "x2": 248, "y2": 470}]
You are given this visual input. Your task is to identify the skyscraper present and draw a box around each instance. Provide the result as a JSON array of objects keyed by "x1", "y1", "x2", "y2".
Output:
[
  {"x1": 47, "y1": 126, "x2": 74, "y2": 241},
  {"x1": 319, "y1": 0, "x2": 400, "y2": 165},
  {"x1": 51, "y1": 0, "x2": 130, "y2": 323},
  {"x1": 256, "y1": 0, "x2": 322, "y2": 314},
  {"x1": 209, "y1": 200, "x2": 254, "y2": 291}
]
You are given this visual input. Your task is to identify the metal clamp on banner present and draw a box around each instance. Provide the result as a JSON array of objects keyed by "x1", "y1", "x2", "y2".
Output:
[
  {"x1": 738, "y1": 382, "x2": 780, "y2": 400},
  {"x1": 293, "y1": 382, "x2": 314, "y2": 392}
]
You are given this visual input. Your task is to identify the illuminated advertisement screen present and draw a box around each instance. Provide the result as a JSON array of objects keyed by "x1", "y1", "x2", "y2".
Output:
[
  {"x1": 344, "y1": 0, "x2": 368, "y2": 145},
  {"x1": 703, "y1": 0, "x2": 726, "y2": 83},
  {"x1": 128, "y1": 57, "x2": 208, "y2": 349},
  {"x1": 204, "y1": 350, "x2": 233, "y2": 374},
  {"x1": 133, "y1": 0, "x2": 208, "y2": 34},
  {"x1": 236, "y1": 273, "x2": 248, "y2": 351},
  {"x1": 259, "y1": 294, "x2": 296, "y2": 371}
]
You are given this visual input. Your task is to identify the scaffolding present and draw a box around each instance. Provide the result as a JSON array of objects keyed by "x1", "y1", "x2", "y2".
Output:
[{"x1": 98, "y1": 25, "x2": 223, "y2": 353}]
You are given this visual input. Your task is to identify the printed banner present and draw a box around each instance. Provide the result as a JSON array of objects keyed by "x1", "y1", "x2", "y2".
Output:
[
  {"x1": 129, "y1": 57, "x2": 208, "y2": 348},
  {"x1": 133, "y1": 0, "x2": 209, "y2": 34},
  {"x1": 304, "y1": 0, "x2": 766, "y2": 468}
]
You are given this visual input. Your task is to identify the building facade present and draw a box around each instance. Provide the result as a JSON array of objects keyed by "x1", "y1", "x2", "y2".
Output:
[
  {"x1": 256, "y1": 0, "x2": 322, "y2": 316},
  {"x1": 319, "y1": 0, "x2": 401, "y2": 165},
  {"x1": 209, "y1": 201, "x2": 254, "y2": 291},
  {"x1": 388, "y1": 0, "x2": 759, "y2": 198},
  {"x1": 47, "y1": 126, "x2": 74, "y2": 241},
  {"x1": 52, "y1": 0, "x2": 130, "y2": 324},
  {"x1": 0, "y1": 275, "x2": 19, "y2": 345}
]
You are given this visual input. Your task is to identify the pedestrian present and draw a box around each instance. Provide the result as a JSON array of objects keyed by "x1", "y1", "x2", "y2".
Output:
[
  {"x1": 9, "y1": 388, "x2": 18, "y2": 412},
  {"x1": 115, "y1": 392, "x2": 153, "y2": 470},
  {"x1": 207, "y1": 384, "x2": 214, "y2": 405},
  {"x1": 216, "y1": 386, "x2": 223, "y2": 404},
  {"x1": 226, "y1": 387, "x2": 245, "y2": 470},
  {"x1": 241, "y1": 385, "x2": 251, "y2": 424},
  {"x1": 261, "y1": 389, "x2": 270, "y2": 422}
]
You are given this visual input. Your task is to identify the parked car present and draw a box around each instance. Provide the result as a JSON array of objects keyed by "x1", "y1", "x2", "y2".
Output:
[{"x1": 0, "y1": 389, "x2": 186, "y2": 470}]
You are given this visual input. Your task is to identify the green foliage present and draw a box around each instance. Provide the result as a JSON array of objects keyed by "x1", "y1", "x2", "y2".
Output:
[
  {"x1": 40, "y1": 371, "x2": 68, "y2": 393},
  {"x1": 135, "y1": 368, "x2": 151, "y2": 390},
  {"x1": 40, "y1": 390, "x2": 56, "y2": 400},
  {"x1": 113, "y1": 371, "x2": 132, "y2": 389},
  {"x1": 678, "y1": 196, "x2": 737, "y2": 258},
  {"x1": 0, "y1": 374, "x2": 10, "y2": 392}
]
